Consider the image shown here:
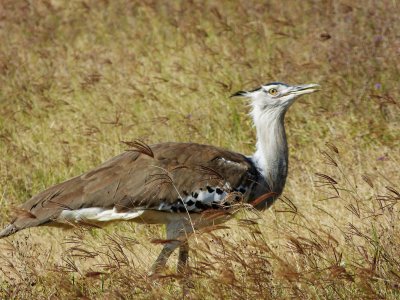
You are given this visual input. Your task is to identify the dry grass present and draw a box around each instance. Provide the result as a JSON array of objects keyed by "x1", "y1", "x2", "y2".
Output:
[{"x1": 0, "y1": 0, "x2": 399, "y2": 299}]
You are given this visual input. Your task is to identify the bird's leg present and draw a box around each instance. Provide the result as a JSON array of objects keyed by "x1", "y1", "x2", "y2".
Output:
[
  {"x1": 178, "y1": 241, "x2": 194, "y2": 296},
  {"x1": 150, "y1": 220, "x2": 194, "y2": 275},
  {"x1": 151, "y1": 240, "x2": 181, "y2": 274},
  {"x1": 177, "y1": 241, "x2": 189, "y2": 274},
  {"x1": 150, "y1": 220, "x2": 189, "y2": 274}
]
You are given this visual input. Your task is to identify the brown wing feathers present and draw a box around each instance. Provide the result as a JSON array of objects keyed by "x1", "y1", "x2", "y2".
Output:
[{"x1": 1, "y1": 142, "x2": 258, "y2": 236}]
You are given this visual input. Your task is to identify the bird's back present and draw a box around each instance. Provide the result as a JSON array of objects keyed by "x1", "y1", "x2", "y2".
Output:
[{"x1": 1, "y1": 142, "x2": 271, "y2": 238}]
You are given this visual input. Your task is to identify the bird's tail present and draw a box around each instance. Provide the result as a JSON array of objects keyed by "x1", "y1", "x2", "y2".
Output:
[{"x1": 0, "y1": 223, "x2": 19, "y2": 239}]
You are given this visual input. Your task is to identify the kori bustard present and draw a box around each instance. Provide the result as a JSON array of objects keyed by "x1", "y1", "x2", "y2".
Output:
[{"x1": 0, "y1": 82, "x2": 319, "y2": 273}]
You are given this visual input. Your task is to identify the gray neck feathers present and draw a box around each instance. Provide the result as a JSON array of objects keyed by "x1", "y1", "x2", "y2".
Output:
[{"x1": 251, "y1": 107, "x2": 289, "y2": 196}]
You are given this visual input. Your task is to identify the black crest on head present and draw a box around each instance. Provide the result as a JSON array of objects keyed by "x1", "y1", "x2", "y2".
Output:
[
  {"x1": 230, "y1": 90, "x2": 247, "y2": 98},
  {"x1": 263, "y1": 82, "x2": 288, "y2": 88}
]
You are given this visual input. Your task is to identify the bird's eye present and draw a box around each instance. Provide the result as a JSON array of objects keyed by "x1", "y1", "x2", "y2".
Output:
[{"x1": 269, "y1": 88, "x2": 278, "y2": 96}]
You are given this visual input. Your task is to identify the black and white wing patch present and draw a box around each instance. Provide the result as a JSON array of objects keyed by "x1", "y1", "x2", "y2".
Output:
[
  {"x1": 150, "y1": 155, "x2": 259, "y2": 213},
  {"x1": 155, "y1": 184, "x2": 249, "y2": 213}
]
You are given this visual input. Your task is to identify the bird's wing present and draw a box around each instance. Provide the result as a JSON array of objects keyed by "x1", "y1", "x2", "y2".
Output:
[{"x1": 11, "y1": 142, "x2": 262, "y2": 230}]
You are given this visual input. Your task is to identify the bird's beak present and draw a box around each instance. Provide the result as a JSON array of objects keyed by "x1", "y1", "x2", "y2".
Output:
[
  {"x1": 230, "y1": 90, "x2": 249, "y2": 98},
  {"x1": 288, "y1": 83, "x2": 321, "y2": 96}
]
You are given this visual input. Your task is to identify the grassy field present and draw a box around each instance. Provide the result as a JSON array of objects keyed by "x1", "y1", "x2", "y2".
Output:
[{"x1": 0, "y1": 0, "x2": 399, "y2": 299}]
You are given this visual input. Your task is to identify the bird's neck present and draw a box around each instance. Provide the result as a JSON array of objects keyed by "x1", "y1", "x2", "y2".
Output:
[{"x1": 251, "y1": 108, "x2": 288, "y2": 195}]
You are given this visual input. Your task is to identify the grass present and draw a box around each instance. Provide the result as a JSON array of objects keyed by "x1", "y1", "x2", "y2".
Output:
[{"x1": 0, "y1": 0, "x2": 399, "y2": 298}]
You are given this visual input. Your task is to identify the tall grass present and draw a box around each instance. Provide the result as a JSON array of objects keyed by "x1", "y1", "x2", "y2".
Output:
[{"x1": 0, "y1": 0, "x2": 399, "y2": 299}]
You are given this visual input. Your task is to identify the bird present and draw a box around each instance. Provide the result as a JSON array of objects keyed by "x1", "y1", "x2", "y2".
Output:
[{"x1": 0, "y1": 82, "x2": 319, "y2": 274}]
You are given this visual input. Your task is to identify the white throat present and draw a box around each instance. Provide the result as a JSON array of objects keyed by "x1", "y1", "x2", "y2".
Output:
[{"x1": 251, "y1": 106, "x2": 288, "y2": 195}]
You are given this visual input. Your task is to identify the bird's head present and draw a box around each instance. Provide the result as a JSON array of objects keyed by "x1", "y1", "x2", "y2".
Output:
[{"x1": 231, "y1": 82, "x2": 320, "y2": 114}]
